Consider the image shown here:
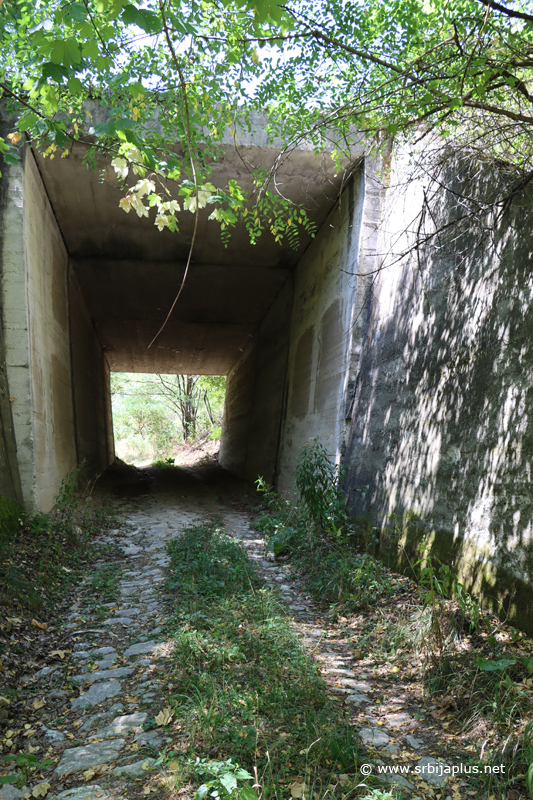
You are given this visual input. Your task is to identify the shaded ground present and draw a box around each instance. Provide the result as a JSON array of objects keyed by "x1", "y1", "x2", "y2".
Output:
[{"x1": 1, "y1": 459, "x2": 532, "y2": 800}]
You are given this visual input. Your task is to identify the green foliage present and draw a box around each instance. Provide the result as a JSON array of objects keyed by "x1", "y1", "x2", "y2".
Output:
[
  {"x1": 0, "y1": 495, "x2": 25, "y2": 541},
  {"x1": 167, "y1": 523, "x2": 261, "y2": 600},
  {"x1": 256, "y1": 440, "x2": 394, "y2": 610},
  {"x1": 111, "y1": 372, "x2": 226, "y2": 462},
  {"x1": 0, "y1": 470, "x2": 118, "y2": 612},
  {"x1": 2, "y1": 752, "x2": 53, "y2": 789},
  {"x1": 1, "y1": 0, "x2": 530, "y2": 236},
  {"x1": 154, "y1": 456, "x2": 178, "y2": 468},
  {"x1": 295, "y1": 439, "x2": 348, "y2": 538},
  {"x1": 88, "y1": 563, "x2": 121, "y2": 604},
  {"x1": 164, "y1": 522, "x2": 370, "y2": 798},
  {"x1": 191, "y1": 758, "x2": 257, "y2": 800}
]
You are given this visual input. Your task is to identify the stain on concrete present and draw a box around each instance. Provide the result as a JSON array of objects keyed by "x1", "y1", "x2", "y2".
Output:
[
  {"x1": 315, "y1": 299, "x2": 343, "y2": 413},
  {"x1": 290, "y1": 326, "x2": 314, "y2": 419}
]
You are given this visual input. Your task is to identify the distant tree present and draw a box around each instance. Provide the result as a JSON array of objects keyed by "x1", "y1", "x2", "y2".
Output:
[{"x1": 112, "y1": 372, "x2": 225, "y2": 450}]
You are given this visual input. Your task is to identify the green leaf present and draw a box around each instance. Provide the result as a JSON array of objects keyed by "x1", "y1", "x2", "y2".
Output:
[
  {"x1": 67, "y1": 77, "x2": 84, "y2": 95},
  {"x1": 122, "y1": 4, "x2": 161, "y2": 33},
  {"x1": 41, "y1": 62, "x2": 68, "y2": 83},
  {"x1": 128, "y1": 81, "x2": 145, "y2": 98},
  {"x1": 235, "y1": 767, "x2": 254, "y2": 781},
  {"x1": 475, "y1": 657, "x2": 516, "y2": 672},
  {"x1": 239, "y1": 787, "x2": 258, "y2": 800},
  {"x1": 17, "y1": 114, "x2": 39, "y2": 132},
  {"x1": 2, "y1": 153, "x2": 20, "y2": 164},
  {"x1": 50, "y1": 39, "x2": 82, "y2": 66},
  {"x1": 219, "y1": 774, "x2": 238, "y2": 794},
  {"x1": 89, "y1": 119, "x2": 118, "y2": 136},
  {"x1": 63, "y1": 3, "x2": 87, "y2": 24},
  {"x1": 82, "y1": 41, "x2": 100, "y2": 60},
  {"x1": 135, "y1": 9, "x2": 162, "y2": 33},
  {"x1": 0, "y1": 776, "x2": 18, "y2": 785}
]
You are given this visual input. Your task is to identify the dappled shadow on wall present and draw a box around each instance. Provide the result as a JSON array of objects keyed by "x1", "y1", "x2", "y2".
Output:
[{"x1": 344, "y1": 163, "x2": 533, "y2": 632}]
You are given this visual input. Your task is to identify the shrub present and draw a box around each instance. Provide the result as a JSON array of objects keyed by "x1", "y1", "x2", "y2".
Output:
[{"x1": 0, "y1": 496, "x2": 25, "y2": 542}]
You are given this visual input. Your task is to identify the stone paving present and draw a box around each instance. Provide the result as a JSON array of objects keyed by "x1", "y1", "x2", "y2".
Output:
[{"x1": 1, "y1": 483, "x2": 459, "y2": 800}]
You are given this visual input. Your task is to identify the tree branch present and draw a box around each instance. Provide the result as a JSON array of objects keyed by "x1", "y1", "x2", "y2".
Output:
[{"x1": 477, "y1": 0, "x2": 533, "y2": 23}]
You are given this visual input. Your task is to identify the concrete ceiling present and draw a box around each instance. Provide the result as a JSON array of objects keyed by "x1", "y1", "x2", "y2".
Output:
[{"x1": 35, "y1": 123, "x2": 362, "y2": 375}]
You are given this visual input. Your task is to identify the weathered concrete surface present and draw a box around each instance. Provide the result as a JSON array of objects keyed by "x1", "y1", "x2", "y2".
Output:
[
  {"x1": 1, "y1": 158, "x2": 35, "y2": 507},
  {"x1": 0, "y1": 137, "x2": 114, "y2": 510},
  {"x1": 219, "y1": 280, "x2": 293, "y2": 484},
  {"x1": 276, "y1": 164, "x2": 382, "y2": 493},
  {"x1": 344, "y1": 143, "x2": 533, "y2": 633},
  {"x1": 0, "y1": 116, "x2": 24, "y2": 503},
  {"x1": 69, "y1": 267, "x2": 115, "y2": 475},
  {"x1": 23, "y1": 149, "x2": 77, "y2": 510},
  {"x1": 73, "y1": 260, "x2": 290, "y2": 375},
  {"x1": 33, "y1": 117, "x2": 364, "y2": 378}
]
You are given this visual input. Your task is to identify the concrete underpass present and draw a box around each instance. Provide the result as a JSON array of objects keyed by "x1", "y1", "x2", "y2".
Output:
[
  {"x1": 4, "y1": 111, "x2": 533, "y2": 633},
  {"x1": 0, "y1": 119, "x2": 379, "y2": 512}
]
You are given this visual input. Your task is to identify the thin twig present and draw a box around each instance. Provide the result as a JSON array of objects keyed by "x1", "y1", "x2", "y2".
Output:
[{"x1": 149, "y1": 0, "x2": 200, "y2": 349}]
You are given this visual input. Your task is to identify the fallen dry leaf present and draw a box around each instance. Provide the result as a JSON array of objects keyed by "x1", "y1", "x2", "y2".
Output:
[
  {"x1": 50, "y1": 650, "x2": 67, "y2": 659},
  {"x1": 83, "y1": 768, "x2": 97, "y2": 781},
  {"x1": 155, "y1": 707, "x2": 173, "y2": 726},
  {"x1": 290, "y1": 782, "x2": 308, "y2": 799},
  {"x1": 32, "y1": 782, "x2": 50, "y2": 797},
  {"x1": 32, "y1": 698, "x2": 46, "y2": 710},
  {"x1": 31, "y1": 620, "x2": 47, "y2": 631}
]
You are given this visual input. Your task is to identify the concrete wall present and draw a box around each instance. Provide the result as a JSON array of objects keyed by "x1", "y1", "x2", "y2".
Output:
[
  {"x1": 1, "y1": 158, "x2": 35, "y2": 506},
  {"x1": 0, "y1": 126, "x2": 24, "y2": 503},
  {"x1": 276, "y1": 164, "x2": 382, "y2": 493},
  {"x1": 219, "y1": 280, "x2": 293, "y2": 485},
  {"x1": 69, "y1": 266, "x2": 114, "y2": 477},
  {"x1": 24, "y1": 150, "x2": 77, "y2": 511},
  {"x1": 0, "y1": 145, "x2": 113, "y2": 511},
  {"x1": 343, "y1": 144, "x2": 533, "y2": 633}
]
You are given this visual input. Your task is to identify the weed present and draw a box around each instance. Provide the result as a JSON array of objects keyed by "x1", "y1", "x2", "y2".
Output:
[
  {"x1": 164, "y1": 522, "x2": 376, "y2": 800},
  {"x1": 2, "y1": 752, "x2": 53, "y2": 789},
  {"x1": 295, "y1": 438, "x2": 346, "y2": 538},
  {"x1": 255, "y1": 440, "x2": 394, "y2": 611},
  {"x1": 191, "y1": 757, "x2": 258, "y2": 800},
  {"x1": 0, "y1": 471, "x2": 118, "y2": 613},
  {"x1": 88, "y1": 564, "x2": 122, "y2": 603},
  {"x1": 154, "y1": 457, "x2": 178, "y2": 468}
]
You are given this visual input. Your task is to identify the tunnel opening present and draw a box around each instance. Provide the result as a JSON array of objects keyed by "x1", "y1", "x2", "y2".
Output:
[
  {"x1": 110, "y1": 371, "x2": 227, "y2": 468},
  {"x1": 0, "y1": 133, "x2": 368, "y2": 513}
]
